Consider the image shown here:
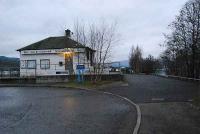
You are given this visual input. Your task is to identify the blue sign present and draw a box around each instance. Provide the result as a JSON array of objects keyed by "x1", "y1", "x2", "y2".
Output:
[{"x1": 76, "y1": 65, "x2": 85, "y2": 70}]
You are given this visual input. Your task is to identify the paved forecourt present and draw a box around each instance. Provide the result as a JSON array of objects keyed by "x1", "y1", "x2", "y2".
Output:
[{"x1": 0, "y1": 87, "x2": 137, "y2": 134}]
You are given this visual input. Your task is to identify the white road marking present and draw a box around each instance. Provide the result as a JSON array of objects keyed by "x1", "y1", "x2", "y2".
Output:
[
  {"x1": 121, "y1": 83, "x2": 129, "y2": 87},
  {"x1": 151, "y1": 98, "x2": 165, "y2": 101},
  {"x1": 103, "y1": 92, "x2": 141, "y2": 134},
  {"x1": 188, "y1": 99, "x2": 193, "y2": 102}
]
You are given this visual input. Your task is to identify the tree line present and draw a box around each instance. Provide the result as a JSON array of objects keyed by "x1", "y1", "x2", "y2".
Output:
[
  {"x1": 129, "y1": 45, "x2": 161, "y2": 74},
  {"x1": 161, "y1": 0, "x2": 200, "y2": 78},
  {"x1": 129, "y1": 0, "x2": 200, "y2": 78}
]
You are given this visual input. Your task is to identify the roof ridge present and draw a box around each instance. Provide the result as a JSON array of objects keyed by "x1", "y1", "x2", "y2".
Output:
[{"x1": 17, "y1": 36, "x2": 95, "y2": 51}]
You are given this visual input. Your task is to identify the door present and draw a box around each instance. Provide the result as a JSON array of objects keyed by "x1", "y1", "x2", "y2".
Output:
[{"x1": 65, "y1": 57, "x2": 73, "y2": 74}]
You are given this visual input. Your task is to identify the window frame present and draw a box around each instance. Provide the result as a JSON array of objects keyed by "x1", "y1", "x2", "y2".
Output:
[
  {"x1": 40, "y1": 59, "x2": 50, "y2": 69},
  {"x1": 27, "y1": 60, "x2": 37, "y2": 69}
]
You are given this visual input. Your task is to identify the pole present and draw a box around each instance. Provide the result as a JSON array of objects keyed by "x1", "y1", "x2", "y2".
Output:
[{"x1": 77, "y1": 69, "x2": 81, "y2": 83}]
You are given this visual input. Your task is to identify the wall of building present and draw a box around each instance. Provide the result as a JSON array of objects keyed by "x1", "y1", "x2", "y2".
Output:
[
  {"x1": 20, "y1": 48, "x2": 94, "y2": 77},
  {"x1": 20, "y1": 53, "x2": 65, "y2": 77}
]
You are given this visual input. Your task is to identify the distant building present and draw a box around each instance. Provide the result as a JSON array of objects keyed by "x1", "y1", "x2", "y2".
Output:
[{"x1": 17, "y1": 30, "x2": 95, "y2": 77}]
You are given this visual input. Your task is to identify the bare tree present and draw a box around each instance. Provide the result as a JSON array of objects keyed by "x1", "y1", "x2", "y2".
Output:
[
  {"x1": 73, "y1": 20, "x2": 87, "y2": 46},
  {"x1": 129, "y1": 46, "x2": 135, "y2": 72},
  {"x1": 73, "y1": 20, "x2": 119, "y2": 82},
  {"x1": 142, "y1": 55, "x2": 160, "y2": 74},
  {"x1": 161, "y1": 0, "x2": 200, "y2": 78},
  {"x1": 129, "y1": 45, "x2": 143, "y2": 73}
]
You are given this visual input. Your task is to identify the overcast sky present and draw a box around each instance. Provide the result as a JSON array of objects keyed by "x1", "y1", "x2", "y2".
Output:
[{"x1": 0, "y1": 0, "x2": 187, "y2": 61}]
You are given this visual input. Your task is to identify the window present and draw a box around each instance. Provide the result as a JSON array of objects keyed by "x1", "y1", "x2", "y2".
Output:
[
  {"x1": 20, "y1": 60, "x2": 26, "y2": 69},
  {"x1": 20, "y1": 60, "x2": 36, "y2": 69},
  {"x1": 40, "y1": 59, "x2": 50, "y2": 69},
  {"x1": 27, "y1": 60, "x2": 36, "y2": 69}
]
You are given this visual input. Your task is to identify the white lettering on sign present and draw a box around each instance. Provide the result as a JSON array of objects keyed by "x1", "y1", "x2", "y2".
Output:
[{"x1": 21, "y1": 48, "x2": 85, "y2": 55}]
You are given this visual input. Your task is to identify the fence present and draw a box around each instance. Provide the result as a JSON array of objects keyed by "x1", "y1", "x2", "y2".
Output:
[
  {"x1": 0, "y1": 67, "x2": 20, "y2": 78},
  {"x1": 167, "y1": 75, "x2": 200, "y2": 82},
  {"x1": 0, "y1": 62, "x2": 122, "y2": 78},
  {"x1": 20, "y1": 63, "x2": 69, "y2": 77},
  {"x1": 155, "y1": 74, "x2": 200, "y2": 83}
]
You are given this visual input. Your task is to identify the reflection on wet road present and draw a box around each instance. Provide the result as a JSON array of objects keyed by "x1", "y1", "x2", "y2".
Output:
[{"x1": 0, "y1": 87, "x2": 136, "y2": 134}]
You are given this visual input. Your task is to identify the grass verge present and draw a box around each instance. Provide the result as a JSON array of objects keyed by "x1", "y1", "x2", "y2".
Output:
[{"x1": 56, "y1": 80, "x2": 116, "y2": 89}]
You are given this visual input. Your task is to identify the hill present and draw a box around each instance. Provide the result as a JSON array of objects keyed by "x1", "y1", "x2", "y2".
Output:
[
  {"x1": 111, "y1": 60, "x2": 129, "y2": 67},
  {"x1": 0, "y1": 56, "x2": 20, "y2": 69}
]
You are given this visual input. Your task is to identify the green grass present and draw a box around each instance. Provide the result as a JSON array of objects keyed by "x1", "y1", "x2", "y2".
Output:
[{"x1": 58, "y1": 80, "x2": 115, "y2": 89}]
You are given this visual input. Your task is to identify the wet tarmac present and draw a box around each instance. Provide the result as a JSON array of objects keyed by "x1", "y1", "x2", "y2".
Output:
[
  {"x1": 0, "y1": 87, "x2": 136, "y2": 134},
  {"x1": 100, "y1": 74, "x2": 200, "y2": 134}
]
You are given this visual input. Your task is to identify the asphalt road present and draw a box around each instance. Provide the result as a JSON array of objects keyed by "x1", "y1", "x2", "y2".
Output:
[
  {"x1": 0, "y1": 87, "x2": 137, "y2": 134},
  {"x1": 101, "y1": 74, "x2": 199, "y2": 103},
  {"x1": 139, "y1": 102, "x2": 200, "y2": 134},
  {"x1": 99, "y1": 74, "x2": 200, "y2": 134}
]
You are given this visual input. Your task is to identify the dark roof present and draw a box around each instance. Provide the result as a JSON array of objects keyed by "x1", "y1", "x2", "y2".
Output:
[{"x1": 17, "y1": 36, "x2": 95, "y2": 51}]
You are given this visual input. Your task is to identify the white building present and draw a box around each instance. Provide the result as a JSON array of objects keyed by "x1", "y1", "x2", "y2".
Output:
[{"x1": 17, "y1": 30, "x2": 95, "y2": 77}]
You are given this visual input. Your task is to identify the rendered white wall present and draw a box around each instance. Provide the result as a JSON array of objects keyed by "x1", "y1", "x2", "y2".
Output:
[
  {"x1": 19, "y1": 48, "x2": 94, "y2": 77},
  {"x1": 20, "y1": 53, "x2": 65, "y2": 77}
]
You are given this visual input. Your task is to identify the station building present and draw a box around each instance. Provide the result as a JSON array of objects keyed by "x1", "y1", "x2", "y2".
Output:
[{"x1": 17, "y1": 30, "x2": 95, "y2": 77}]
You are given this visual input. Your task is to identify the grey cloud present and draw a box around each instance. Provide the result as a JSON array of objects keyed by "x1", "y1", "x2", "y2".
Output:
[{"x1": 0, "y1": 0, "x2": 188, "y2": 60}]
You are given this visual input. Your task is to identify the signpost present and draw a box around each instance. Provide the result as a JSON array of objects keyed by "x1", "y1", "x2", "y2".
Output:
[{"x1": 76, "y1": 65, "x2": 85, "y2": 83}]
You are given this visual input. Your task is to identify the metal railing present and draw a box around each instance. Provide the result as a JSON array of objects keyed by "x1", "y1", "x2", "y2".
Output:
[
  {"x1": 20, "y1": 63, "x2": 70, "y2": 77},
  {"x1": 0, "y1": 67, "x2": 20, "y2": 78},
  {"x1": 0, "y1": 62, "x2": 122, "y2": 78}
]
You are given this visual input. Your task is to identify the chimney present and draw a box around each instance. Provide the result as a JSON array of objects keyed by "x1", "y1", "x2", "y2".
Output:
[{"x1": 65, "y1": 29, "x2": 71, "y2": 38}]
